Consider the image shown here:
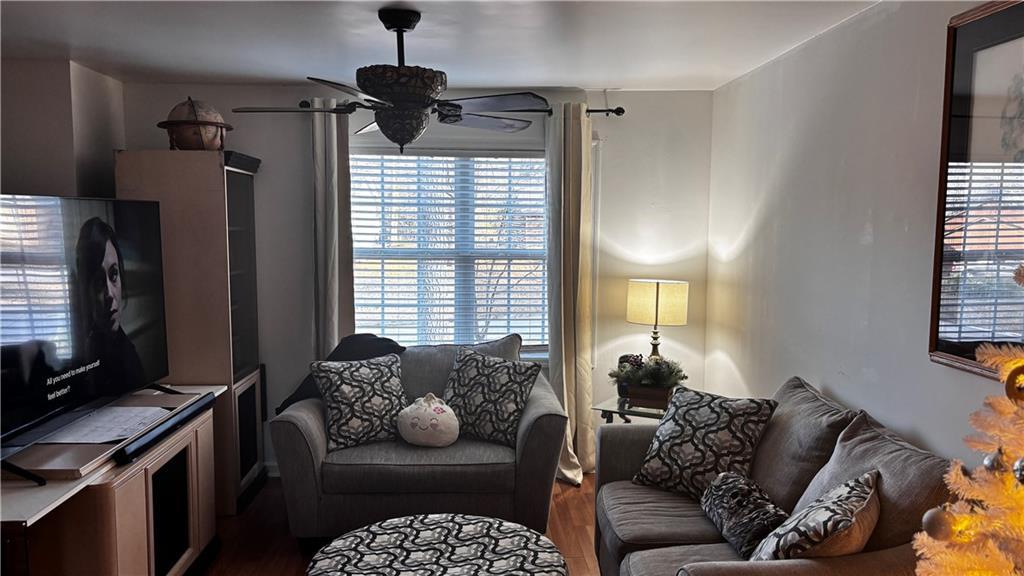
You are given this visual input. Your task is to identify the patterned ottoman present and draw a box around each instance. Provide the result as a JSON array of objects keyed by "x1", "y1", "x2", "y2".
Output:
[{"x1": 307, "y1": 513, "x2": 568, "y2": 575}]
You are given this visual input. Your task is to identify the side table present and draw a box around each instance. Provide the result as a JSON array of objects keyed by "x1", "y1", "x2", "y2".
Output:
[{"x1": 592, "y1": 397, "x2": 667, "y2": 424}]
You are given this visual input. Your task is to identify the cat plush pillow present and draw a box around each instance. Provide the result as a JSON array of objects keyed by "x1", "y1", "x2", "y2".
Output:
[{"x1": 398, "y1": 393, "x2": 460, "y2": 447}]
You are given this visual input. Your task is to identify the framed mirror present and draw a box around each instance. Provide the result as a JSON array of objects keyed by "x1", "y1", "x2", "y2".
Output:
[{"x1": 930, "y1": 2, "x2": 1024, "y2": 377}]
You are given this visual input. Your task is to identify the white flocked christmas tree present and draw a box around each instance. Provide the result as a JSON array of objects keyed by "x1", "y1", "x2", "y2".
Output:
[{"x1": 913, "y1": 342, "x2": 1024, "y2": 575}]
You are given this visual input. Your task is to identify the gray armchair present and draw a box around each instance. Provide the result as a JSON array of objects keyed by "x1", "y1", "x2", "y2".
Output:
[{"x1": 270, "y1": 339, "x2": 567, "y2": 538}]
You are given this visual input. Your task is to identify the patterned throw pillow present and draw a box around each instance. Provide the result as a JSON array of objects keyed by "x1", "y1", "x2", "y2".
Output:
[
  {"x1": 700, "y1": 473, "x2": 790, "y2": 559},
  {"x1": 444, "y1": 348, "x2": 541, "y2": 447},
  {"x1": 750, "y1": 470, "x2": 880, "y2": 561},
  {"x1": 633, "y1": 387, "x2": 776, "y2": 499},
  {"x1": 312, "y1": 354, "x2": 409, "y2": 451}
]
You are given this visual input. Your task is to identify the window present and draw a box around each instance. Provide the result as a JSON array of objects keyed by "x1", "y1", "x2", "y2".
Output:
[
  {"x1": 937, "y1": 162, "x2": 1024, "y2": 343},
  {"x1": 0, "y1": 195, "x2": 74, "y2": 358},
  {"x1": 350, "y1": 153, "x2": 548, "y2": 347}
]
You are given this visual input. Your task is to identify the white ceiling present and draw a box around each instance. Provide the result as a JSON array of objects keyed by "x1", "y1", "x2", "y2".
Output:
[{"x1": 1, "y1": 1, "x2": 872, "y2": 90}]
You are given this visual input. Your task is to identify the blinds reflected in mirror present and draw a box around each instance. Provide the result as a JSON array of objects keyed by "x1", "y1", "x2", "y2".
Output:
[
  {"x1": 0, "y1": 195, "x2": 74, "y2": 358},
  {"x1": 938, "y1": 162, "x2": 1024, "y2": 343},
  {"x1": 350, "y1": 153, "x2": 548, "y2": 346}
]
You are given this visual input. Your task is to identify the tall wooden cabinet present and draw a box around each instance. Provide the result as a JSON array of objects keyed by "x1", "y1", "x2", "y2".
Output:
[{"x1": 115, "y1": 150, "x2": 265, "y2": 515}]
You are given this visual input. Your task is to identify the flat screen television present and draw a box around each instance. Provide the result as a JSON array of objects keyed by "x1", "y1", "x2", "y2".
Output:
[{"x1": 0, "y1": 194, "x2": 168, "y2": 449}]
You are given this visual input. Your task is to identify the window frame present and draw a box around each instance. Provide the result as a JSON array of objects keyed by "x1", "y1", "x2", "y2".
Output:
[
  {"x1": 349, "y1": 147, "x2": 550, "y2": 350},
  {"x1": 928, "y1": 3, "x2": 1024, "y2": 379}
]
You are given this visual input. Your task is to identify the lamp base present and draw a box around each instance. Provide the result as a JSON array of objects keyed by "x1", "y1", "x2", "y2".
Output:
[{"x1": 649, "y1": 328, "x2": 661, "y2": 358}]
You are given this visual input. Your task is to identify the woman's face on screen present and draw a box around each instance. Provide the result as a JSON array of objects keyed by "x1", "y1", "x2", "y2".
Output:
[{"x1": 92, "y1": 240, "x2": 123, "y2": 333}]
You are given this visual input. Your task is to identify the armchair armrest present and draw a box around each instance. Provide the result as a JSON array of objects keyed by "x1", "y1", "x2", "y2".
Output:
[
  {"x1": 680, "y1": 544, "x2": 917, "y2": 576},
  {"x1": 595, "y1": 423, "x2": 658, "y2": 495},
  {"x1": 514, "y1": 372, "x2": 567, "y2": 532},
  {"x1": 270, "y1": 398, "x2": 327, "y2": 537}
]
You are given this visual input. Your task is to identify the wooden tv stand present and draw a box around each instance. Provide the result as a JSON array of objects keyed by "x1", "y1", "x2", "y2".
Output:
[{"x1": 1, "y1": 386, "x2": 225, "y2": 576}]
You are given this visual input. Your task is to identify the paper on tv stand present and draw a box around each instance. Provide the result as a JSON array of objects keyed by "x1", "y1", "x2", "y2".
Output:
[{"x1": 39, "y1": 406, "x2": 169, "y2": 444}]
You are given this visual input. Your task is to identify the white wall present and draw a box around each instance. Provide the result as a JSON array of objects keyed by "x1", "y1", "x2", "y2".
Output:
[
  {"x1": 705, "y1": 1, "x2": 998, "y2": 462},
  {"x1": 590, "y1": 91, "x2": 712, "y2": 412},
  {"x1": 1, "y1": 60, "x2": 76, "y2": 196},
  {"x1": 71, "y1": 62, "x2": 125, "y2": 197},
  {"x1": 2, "y1": 59, "x2": 125, "y2": 198}
]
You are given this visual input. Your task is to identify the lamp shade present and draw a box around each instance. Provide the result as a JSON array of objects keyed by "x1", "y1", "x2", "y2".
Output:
[{"x1": 626, "y1": 279, "x2": 688, "y2": 327}]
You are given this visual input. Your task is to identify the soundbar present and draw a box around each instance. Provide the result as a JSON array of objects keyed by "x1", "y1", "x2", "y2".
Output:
[{"x1": 114, "y1": 392, "x2": 216, "y2": 465}]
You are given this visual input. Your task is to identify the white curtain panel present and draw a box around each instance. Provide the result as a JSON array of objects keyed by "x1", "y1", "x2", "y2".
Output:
[
  {"x1": 548, "y1": 102, "x2": 596, "y2": 485},
  {"x1": 311, "y1": 98, "x2": 355, "y2": 357}
]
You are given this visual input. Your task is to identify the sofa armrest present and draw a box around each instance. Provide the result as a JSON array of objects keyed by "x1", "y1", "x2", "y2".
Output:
[
  {"x1": 269, "y1": 398, "x2": 327, "y2": 537},
  {"x1": 595, "y1": 423, "x2": 657, "y2": 495},
  {"x1": 514, "y1": 372, "x2": 567, "y2": 532},
  {"x1": 679, "y1": 544, "x2": 917, "y2": 576}
]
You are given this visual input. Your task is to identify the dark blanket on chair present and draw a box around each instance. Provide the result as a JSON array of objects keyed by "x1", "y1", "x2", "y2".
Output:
[{"x1": 276, "y1": 333, "x2": 406, "y2": 414}]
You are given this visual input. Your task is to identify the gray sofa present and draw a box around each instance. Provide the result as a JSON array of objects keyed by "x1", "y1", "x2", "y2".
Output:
[
  {"x1": 595, "y1": 377, "x2": 950, "y2": 576},
  {"x1": 270, "y1": 337, "x2": 567, "y2": 538}
]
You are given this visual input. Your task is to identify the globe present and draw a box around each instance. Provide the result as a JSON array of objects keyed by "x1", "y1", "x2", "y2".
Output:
[{"x1": 157, "y1": 97, "x2": 233, "y2": 151}]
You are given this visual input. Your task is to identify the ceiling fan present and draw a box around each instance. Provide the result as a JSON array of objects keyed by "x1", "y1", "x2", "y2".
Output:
[{"x1": 234, "y1": 6, "x2": 552, "y2": 152}]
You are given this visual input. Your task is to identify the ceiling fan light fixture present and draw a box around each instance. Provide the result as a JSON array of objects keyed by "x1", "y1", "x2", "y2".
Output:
[
  {"x1": 356, "y1": 64, "x2": 446, "y2": 107},
  {"x1": 374, "y1": 108, "x2": 431, "y2": 152},
  {"x1": 357, "y1": 63, "x2": 447, "y2": 152}
]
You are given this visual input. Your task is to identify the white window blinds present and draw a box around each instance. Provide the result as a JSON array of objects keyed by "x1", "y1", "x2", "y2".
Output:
[
  {"x1": 0, "y1": 195, "x2": 74, "y2": 358},
  {"x1": 938, "y1": 162, "x2": 1024, "y2": 343},
  {"x1": 350, "y1": 153, "x2": 548, "y2": 346}
]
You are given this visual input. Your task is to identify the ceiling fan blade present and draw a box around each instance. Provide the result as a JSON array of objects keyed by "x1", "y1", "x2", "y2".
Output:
[
  {"x1": 440, "y1": 92, "x2": 549, "y2": 113},
  {"x1": 444, "y1": 113, "x2": 532, "y2": 133},
  {"x1": 354, "y1": 121, "x2": 380, "y2": 135},
  {"x1": 307, "y1": 77, "x2": 390, "y2": 107},
  {"x1": 232, "y1": 106, "x2": 346, "y2": 113}
]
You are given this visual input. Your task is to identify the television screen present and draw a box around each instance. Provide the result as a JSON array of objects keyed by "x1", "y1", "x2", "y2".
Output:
[{"x1": 1, "y1": 195, "x2": 168, "y2": 440}]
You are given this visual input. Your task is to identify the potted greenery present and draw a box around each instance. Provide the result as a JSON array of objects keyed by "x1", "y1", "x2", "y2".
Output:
[{"x1": 609, "y1": 354, "x2": 688, "y2": 409}]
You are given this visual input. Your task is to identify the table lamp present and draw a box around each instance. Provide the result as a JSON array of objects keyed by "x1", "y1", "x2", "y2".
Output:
[{"x1": 626, "y1": 279, "x2": 688, "y2": 358}]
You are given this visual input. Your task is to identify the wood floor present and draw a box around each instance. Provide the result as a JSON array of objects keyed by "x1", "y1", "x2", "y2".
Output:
[{"x1": 205, "y1": 475, "x2": 599, "y2": 576}]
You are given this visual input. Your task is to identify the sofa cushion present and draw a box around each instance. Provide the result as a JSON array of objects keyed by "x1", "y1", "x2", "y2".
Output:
[
  {"x1": 700, "y1": 473, "x2": 789, "y2": 559},
  {"x1": 400, "y1": 334, "x2": 523, "y2": 399},
  {"x1": 751, "y1": 470, "x2": 880, "y2": 560},
  {"x1": 444, "y1": 348, "x2": 540, "y2": 447},
  {"x1": 312, "y1": 354, "x2": 408, "y2": 451},
  {"x1": 750, "y1": 377, "x2": 859, "y2": 512},
  {"x1": 620, "y1": 544, "x2": 741, "y2": 576},
  {"x1": 321, "y1": 438, "x2": 516, "y2": 494},
  {"x1": 634, "y1": 387, "x2": 777, "y2": 499},
  {"x1": 794, "y1": 413, "x2": 950, "y2": 551},
  {"x1": 597, "y1": 481, "x2": 725, "y2": 570}
]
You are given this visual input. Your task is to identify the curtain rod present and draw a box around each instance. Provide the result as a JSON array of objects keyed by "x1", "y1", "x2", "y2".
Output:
[{"x1": 586, "y1": 107, "x2": 626, "y2": 117}]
